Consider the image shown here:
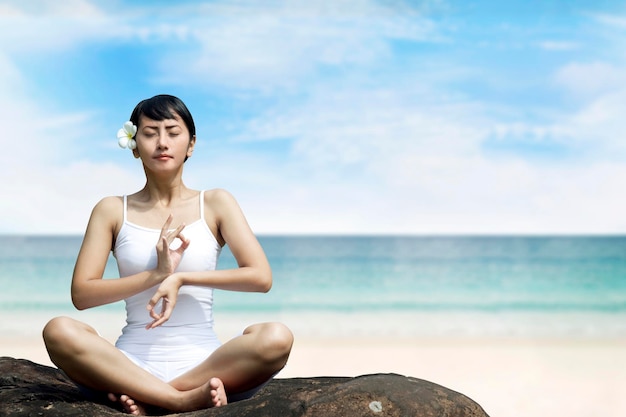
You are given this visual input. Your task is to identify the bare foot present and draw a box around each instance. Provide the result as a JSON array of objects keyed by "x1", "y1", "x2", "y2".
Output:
[
  {"x1": 108, "y1": 393, "x2": 147, "y2": 416},
  {"x1": 107, "y1": 379, "x2": 226, "y2": 413},
  {"x1": 208, "y1": 377, "x2": 227, "y2": 408}
]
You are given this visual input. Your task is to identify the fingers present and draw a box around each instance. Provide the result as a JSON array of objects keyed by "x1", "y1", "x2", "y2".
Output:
[
  {"x1": 146, "y1": 293, "x2": 175, "y2": 329},
  {"x1": 160, "y1": 215, "x2": 186, "y2": 243},
  {"x1": 156, "y1": 216, "x2": 190, "y2": 277},
  {"x1": 175, "y1": 232, "x2": 190, "y2": 253},
  {"x1": 160, "y1": 214, "x2": 173, "y2": 236},
  {"x1": 146, "y1": 299, "x2": 172, "y2": 329},
  {"x1": 160, "y1": 236, "x2": 169, "y2": 253},
  {"x1": 160, "y1": 220, "x2": 188, "y2": 253},
  {"x1": 171, "y1": 222, "x2": 186, "y2": 239}
]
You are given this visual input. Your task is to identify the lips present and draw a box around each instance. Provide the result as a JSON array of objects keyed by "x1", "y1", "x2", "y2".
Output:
[{"x1": 154, "y1": 154, "x2": 172, "y2": 160}]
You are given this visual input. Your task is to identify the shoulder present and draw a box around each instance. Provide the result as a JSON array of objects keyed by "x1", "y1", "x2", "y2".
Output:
[
  {"x1": 202, "y1": 189, "x2": 248, "y2": 245},
  {"x1": 203, "y1": 188, "x2": 240, "y2": 212},
  {"x1": 88, "y1": 196, "x2": 124, "y2": 233},
  {"x1": 92, "y1": 196, "x2": 123, "y2": 216}
]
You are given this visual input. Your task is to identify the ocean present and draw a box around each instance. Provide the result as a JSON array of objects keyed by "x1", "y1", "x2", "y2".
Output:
[{"x1": 1, "y1": 235, "x2": 625, "y2": 339}]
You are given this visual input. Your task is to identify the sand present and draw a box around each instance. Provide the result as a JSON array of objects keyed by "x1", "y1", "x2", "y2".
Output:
[
  {"x1": 281, "y1": 337, "x2": 626, "y2": 417},
  {"x1": 2, "y1": 311, "x2": 625, "y2": 417}
]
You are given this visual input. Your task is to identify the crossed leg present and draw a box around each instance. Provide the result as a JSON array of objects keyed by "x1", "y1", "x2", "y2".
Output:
[
  {"x1": 168, "y1": 322, "x2": 294, "y2": 394},
  {"x1": 43, "y1": 317, "x2": 293, "y2": 415}
]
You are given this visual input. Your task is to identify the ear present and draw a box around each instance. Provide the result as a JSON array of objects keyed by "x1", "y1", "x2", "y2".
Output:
[
  {"x1": 187, "y1": 135, "x2": 196, "y2": 158},
  {"x1": 132, "y1": 148, "x2": 140, "y2": 159}
]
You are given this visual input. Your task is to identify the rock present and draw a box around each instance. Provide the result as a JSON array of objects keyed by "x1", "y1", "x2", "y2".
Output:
[{"x1": 0, "y1": 357, "x2": 489, "y2": 416}]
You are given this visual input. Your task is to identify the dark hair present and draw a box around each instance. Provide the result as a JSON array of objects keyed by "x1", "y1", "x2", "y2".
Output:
[
  {"x1": 130, "y1": 94, "x2": 196, "y2": 139},
  {"x1": 129, "y1": 95, "x2": 196, "y2": 162}
]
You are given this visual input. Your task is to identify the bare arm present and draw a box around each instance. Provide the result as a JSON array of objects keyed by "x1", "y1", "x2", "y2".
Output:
[
  {"x1": 183, "y1": 189, "x2": 271, "y2": 292},
  {"x1": 71, "y1": 197, "x2": 184, "y2": 310},
  {"x1": 146, "y1": 189, "x2": 271, "y2": 328}
]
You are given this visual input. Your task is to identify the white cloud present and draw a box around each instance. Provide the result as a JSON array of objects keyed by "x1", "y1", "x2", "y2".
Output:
[
  {"x1": 0, "y1": 0, "x2": 197, "y2": 54},
  {"x1": 157, "y1": 0, "x2": 440, "y2": 91},
  {"x1": 0, "y1": 50, "x2": 140, "y2": 234},
  {"x1": 537, "y1": 40, "x2": 580, "y2": 51},
  {"x1": 555, "y1": 61, "x2": 626, "y2": 97},
  {"x1": 549, "y1": 89, "x2": 626, "y2": 157},
  {"x1": 186, "y1": 77, "x2": 626, "y2": 234},
  {"x1": 0, "y1": 160, "x2": 141, "y2": 234},
  {"x1": 0, "y1": 0, "x2": 102, "y2": 16},
  {"x1": 243, "y1": 86, "x2": 485, "y2": 177},
  {"x1": 190, "y1": 141, "x2": 626, "y2": 235},
  {"x1": 0, "y1": 99, "x2": 141, "y2": 233},
  {"x1": 1, "y1": 0, "x2": 626, "y2": 235},
  {"x1": 0, "y1": 1, "x2": 113, "y2": 53},
  {"x1": 591, "y1": 12, "x2": 626, "y2": 29}
]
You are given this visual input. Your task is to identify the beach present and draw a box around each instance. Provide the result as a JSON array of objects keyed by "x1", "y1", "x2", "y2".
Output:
[
  {"x1": 2, "y1": 309, "x2": 625, "y2": 417},
  {"x1": 2, "y1": 235, "x2": 625, "y2": 416}
]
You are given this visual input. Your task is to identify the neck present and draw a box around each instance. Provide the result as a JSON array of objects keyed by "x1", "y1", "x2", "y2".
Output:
[
  {"x1": 140, "y1": 175, "x2": 190, "y2": 206},
  {"x1": 142, "y1": 159, "x2": 189, "y2": 192}
]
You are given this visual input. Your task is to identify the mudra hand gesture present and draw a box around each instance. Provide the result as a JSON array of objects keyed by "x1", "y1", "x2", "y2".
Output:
[
  {"x1": 155, "y1": 214, "x2": 190, "y2": 276},
  {"x1": 147, "y1": 215, "x2": 190, "y2": 329}
]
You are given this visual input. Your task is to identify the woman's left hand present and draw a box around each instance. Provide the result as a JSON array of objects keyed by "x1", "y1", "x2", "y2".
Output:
[{"x1": 146, "y1": 274, "x2": 183, "y2": 329}]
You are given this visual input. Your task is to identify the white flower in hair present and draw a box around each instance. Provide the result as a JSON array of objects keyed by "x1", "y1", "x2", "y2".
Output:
[{"x1": 117, "y1": 121, "x2": 137, "y2": 149}]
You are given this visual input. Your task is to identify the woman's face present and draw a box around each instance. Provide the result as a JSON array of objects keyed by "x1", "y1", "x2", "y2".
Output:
[{"x1": 133, "y1": 112, "x2": 195, "y2": 170}]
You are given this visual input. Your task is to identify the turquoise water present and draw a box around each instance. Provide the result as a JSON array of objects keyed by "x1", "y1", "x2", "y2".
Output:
[{"x1": 1, "y1": 235, "x2": 625, "y2": 337}]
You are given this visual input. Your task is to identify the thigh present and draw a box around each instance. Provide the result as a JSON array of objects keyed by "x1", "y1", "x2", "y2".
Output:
[{"x1": 169, "y1": 322, "x2": 291, "y2": 393}]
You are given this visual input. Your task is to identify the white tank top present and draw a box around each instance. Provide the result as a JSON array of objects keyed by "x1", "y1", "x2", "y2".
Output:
[{"x1": 113, "y1": 191, "x2": 222, "y2": 334}]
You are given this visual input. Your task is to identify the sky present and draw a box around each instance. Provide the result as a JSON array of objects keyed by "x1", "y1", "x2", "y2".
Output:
[{"x1": 0, "y1": 0, "x2": 625, "y2": 235}]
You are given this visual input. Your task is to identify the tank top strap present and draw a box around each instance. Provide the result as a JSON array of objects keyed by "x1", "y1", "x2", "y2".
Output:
[
  {"x1": 122, "y1": 195, "x2": 128, "y2": 223},
  {"x1": 199, "y1": 190, "x2": 206, "y2": 222}
]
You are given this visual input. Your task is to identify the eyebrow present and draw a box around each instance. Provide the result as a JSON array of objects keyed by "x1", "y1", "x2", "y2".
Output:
[{"x1": 142, "y1": 123, "x2": 182, "y2": 130}]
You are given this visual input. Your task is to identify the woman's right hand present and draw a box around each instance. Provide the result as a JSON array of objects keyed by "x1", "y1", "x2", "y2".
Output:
[{"x1": 156, "y1": 214, "x2": 190, "y2": 278}]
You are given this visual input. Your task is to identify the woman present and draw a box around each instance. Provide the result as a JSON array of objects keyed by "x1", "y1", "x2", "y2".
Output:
[{"x1": 42, "y1": 94, "x2": 293, "y2": 415}]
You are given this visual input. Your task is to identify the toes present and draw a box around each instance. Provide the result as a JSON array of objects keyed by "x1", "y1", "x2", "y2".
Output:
[
  {"x1": 121, "y1": 395, "x2": 134, "y2": 406},
  {"x1": 114, "y1": 394, "x2": 140, "y2": 415},
  {"x1": 210, "y1": 389, "x2": 219, "y2": 405},
  {"x1": 208, "y1": 377, "x2": 227, "y2": 407},
  {"x1": 208, "y1": 377, "x2": 221, "y2": 390}
]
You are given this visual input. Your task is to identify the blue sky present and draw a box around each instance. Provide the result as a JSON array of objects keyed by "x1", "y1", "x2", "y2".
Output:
[{"x1": 1, "y1": 0, "x2": 625, "y2": 235}]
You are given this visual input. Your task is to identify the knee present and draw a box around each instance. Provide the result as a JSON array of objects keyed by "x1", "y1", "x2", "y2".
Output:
[
  {"x1": 256, "y1": 322, "x2": 294, "y2": 363},
  {"x1": 42, "y1": 316, "x2": 81, "y2": 352}
]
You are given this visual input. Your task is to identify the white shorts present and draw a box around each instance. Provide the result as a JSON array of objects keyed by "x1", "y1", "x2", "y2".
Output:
[
  {"x1": 115, "y1": 324, "x2": 222, "y2": 382},
  {"x1": 118, "y1": 347, "x2": 218, "y2": 382}
]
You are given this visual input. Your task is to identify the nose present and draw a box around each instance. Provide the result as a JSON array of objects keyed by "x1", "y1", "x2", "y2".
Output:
[{"x1": 156, "y1": 128, "x2": 168, "y2": 149}]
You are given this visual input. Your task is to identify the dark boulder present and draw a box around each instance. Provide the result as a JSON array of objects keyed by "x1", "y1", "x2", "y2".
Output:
[{"x1": 0, "y1": 357, "x2": 489, "y2": 416}]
